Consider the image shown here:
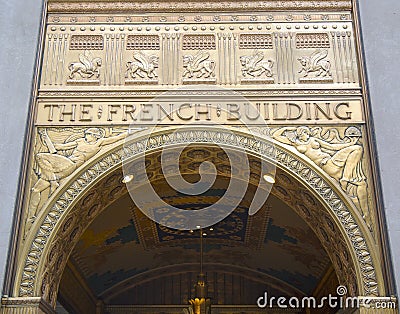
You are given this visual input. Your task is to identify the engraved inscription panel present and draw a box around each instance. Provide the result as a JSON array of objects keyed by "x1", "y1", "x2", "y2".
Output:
[{"x1": 35, "y1": 100, "x2": 364, "y2": 126}]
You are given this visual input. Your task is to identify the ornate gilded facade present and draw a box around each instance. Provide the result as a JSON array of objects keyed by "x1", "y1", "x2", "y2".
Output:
[{"x1": 0, "y1": 0, "x2": 398, "y2": 313}]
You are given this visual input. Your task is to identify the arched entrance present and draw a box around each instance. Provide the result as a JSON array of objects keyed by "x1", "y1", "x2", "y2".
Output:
[
  {"x1": 13, "y1": 127, "x2": 383, "y2": 313},
  {"x1": 1, "y1": 1, "x2": 397, "y2": 313}
]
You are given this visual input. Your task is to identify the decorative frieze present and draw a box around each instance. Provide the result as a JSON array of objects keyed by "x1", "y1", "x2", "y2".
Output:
[
  {"x1": 47, "y1": 1, "x2": 352, "y2": 13},
  {"x1": 39, "y1": 19, "x2": 359, "y2": 87}
]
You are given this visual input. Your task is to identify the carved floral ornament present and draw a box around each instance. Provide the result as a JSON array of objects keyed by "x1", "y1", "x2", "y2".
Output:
[
  {"x1": 17, "y1": 126, "x2": 381, "y2": 302},
  {"x1": 47, "y1": 13, "x2": 351, "y2": 24}
]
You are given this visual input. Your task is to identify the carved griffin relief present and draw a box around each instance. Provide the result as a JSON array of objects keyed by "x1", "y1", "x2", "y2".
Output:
[
  {"x1": 182, "y1": 50, "x2": 216, "y2": 79},
  {"x1": 298, "y1": 49, "x2": 332, "y2": 78},
  {"x1": 125, "y1": 51, "x2": 159, "y2": 80},
  {"x1": 240, "y1": 50, "x2": 274, "y2": 78},
  {"x1": 68, "y1": 50, "x2": 102, "y2": 79}
]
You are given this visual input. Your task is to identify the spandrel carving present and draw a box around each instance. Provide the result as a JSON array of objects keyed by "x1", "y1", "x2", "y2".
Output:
[
  {"x1": 19, "y1": 127, "x2": 379, "y2": 299},
  {"x1": 272, "y1": 126, "x2": 370, "y2": 221},
  {"x1": 26, "y1": 128, "x2": 127, "y2": 234}
]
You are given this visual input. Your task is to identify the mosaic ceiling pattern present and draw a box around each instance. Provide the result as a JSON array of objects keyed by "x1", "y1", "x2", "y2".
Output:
[{"x1": 71, "y1": 181, "x2": 331, "y2": 300}]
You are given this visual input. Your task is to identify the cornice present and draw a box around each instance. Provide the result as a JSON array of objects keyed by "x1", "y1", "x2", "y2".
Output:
[
  {"x1": 1, "y1": 297, "x2": 55, "y2": 313},
  {"x1": 47, "y1": 1, "x2": 352, "y2": 13}
]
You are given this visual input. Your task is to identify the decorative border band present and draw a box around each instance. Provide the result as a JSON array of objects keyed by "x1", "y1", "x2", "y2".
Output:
[{"x1": 48, "y1": 1, "x2": 352, "y2": 13}]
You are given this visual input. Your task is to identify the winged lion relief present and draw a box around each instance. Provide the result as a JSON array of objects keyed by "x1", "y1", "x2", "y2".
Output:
[
  {"x1": 68, "y1": 50, "x2": 102, "y2": 80},
  {"x1": 240, "y1": 50, "x2": 274, "y2": 78},
  {"x1": 298, "y1": 49, "x2": 332, "y2": 78},
  {"x1": 125, "y1": 51, "x2": 159, "y2": 80},
  {"x1": 182, "y1": 50, "x2": 216, "y2": 79}
]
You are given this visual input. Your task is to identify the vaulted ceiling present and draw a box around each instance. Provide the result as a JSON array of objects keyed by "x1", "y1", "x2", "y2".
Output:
[
  {"x1": 67, "y1": 188, "x2": 331, "y2": 304},
  {"x1": 60, "y1": 146, "x2": 337, "y2": 307}
]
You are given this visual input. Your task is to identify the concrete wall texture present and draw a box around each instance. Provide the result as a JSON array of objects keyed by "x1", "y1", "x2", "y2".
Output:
[
  {"x1": 0, "y1": 0, "x2": 43, "y2": 295},
  {"x1": 357, "y1": 0, "x2": 400, "y2": 296},
  {"x1": 0, "y1": 0, "x2": 398, "y2": 299}
]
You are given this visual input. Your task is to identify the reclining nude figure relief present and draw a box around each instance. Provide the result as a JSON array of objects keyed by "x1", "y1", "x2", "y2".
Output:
[{"x1": 272, "y1": 126, "x2": 370, "y2": 219}]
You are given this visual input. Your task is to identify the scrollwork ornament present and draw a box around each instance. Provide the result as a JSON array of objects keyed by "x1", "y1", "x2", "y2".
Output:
[
  {"x1": 213, "y1": 15, "x2": 221, "y2": 22},
  {"x1": 250, "y1": 15, "x2": 258, "y2": 21},
  {"x1": 285, "y1": 14, "x2": 294, "y2": 21}
]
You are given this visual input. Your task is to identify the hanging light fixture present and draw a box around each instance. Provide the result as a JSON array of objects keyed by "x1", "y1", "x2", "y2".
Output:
[{"x1": 183, "y1": 228, "x2": 212, "y2": 314}]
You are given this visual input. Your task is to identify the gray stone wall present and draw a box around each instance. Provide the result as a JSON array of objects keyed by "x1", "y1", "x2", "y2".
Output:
[
  {"x1": 357, "y1": 0, "x2": 400, "y2": 296},
  {"x1": 0, "y1": 0, "x2": 398, "y2": 300},
  {"x1": 0, "y1": 0, "x2": 43, "y2": 294}
]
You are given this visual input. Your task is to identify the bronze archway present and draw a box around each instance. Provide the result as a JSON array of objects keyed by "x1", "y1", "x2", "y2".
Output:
[{"x1": 15, "y1": 127, "x2": 381, "y2": 310}]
